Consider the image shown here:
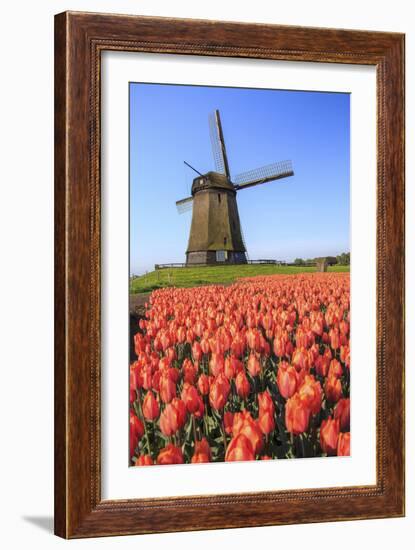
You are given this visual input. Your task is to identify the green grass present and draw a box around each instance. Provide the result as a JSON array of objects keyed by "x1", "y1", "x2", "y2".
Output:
[{"x1": 130, "y1": 264, "x2": 350, "y2": 294}]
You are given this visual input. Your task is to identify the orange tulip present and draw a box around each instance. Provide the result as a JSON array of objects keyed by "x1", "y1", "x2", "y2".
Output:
[
  {"x1": 225, "y1": 433, "x2": 255, "y2": 462},
  {"x1": 277, "y1": 362, "x2": 298, "y2": 399},
  {"x1": 285, "y1": 393, "x2": 311, "y2": 434},
  {"x1": 320, "y1": 417, "x2": 340, "y2": 455},
  {"x1": 298, "y1": 375, "x2": 322, "y2": 415}
]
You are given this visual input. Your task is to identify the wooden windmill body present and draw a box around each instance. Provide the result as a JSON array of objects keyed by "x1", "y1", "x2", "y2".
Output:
[{"x1": 176, "y1": 110, "x2": 294, "y2": 265}]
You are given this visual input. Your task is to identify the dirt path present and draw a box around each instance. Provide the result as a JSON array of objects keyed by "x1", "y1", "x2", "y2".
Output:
[{"x1": 129, "y1": 292, "x2": 150, "y2": 315}]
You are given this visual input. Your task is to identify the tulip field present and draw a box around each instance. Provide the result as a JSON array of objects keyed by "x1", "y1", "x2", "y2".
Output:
[{"x1": 130, "y1": 273, "x2": 350, "y2": 466}]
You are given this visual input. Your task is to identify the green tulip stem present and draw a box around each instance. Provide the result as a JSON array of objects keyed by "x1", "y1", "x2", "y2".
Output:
[
  {"x1": 136, "y1": 391, "x2": 152, "y2": 458},
  {"x1": 192, "y1": 414, "x2": 198, "y2": 443},
  {"x1": 221, "y1": 417, "x2": 228, "y2": 454}
]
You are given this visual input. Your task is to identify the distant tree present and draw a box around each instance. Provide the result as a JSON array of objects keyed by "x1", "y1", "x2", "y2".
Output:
[
  {"x1": 294, "y1": 258, "x2": 305, "y2": 265},
  {"x1": 336, "y1": 252, "x2": 350, "y2": 265}
]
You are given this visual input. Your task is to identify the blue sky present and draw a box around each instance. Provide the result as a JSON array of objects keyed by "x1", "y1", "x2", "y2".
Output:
[{"x1": 130, "y1": 83, "x2": 350, "y2": 275}]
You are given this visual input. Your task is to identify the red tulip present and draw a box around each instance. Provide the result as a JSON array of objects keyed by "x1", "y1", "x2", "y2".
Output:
[
  {"x1": 247, "y1": 353, "x2": 261, "y2": 377},
  {"x1": 192, "y1": 437, "x2": 211, "y2": 463},
  {"x1": 159, "y1": 373, "x2": 176, "y2": 403},
  {"x1": 232, "y1": 411, "x2": 263, "y2": 454},
  {"x1": 258, "y1": 390, "x2": 275, "y2": 416},
  {"x1": 183, "y1": 361, "x2": 197, "y2": 385},
  {"x1": 224, "y1": 356, "x2": 236, "y2": 379},
  {"x1": 157, "y1": 444, "x2": 184, "y2": 465},
  {"x1": 258, "y1": 410, "x2": 275, "y2": 435},
  {"x1": 320, "y1": 417, "x2": 340, "y2": 455},
  {"x1": 130, "y1": 412, "x2": 144, "y2": 458},
  {"x1": 337, "y1": 432, "x2": 351, "y2": 456},
  {"x1": 159, "y1": 398, "x2": 187, "y2": 436},
  {"x1": 298, "y1": 375, "x2": 322, "y2": 415},
  {"x1": 197, "y1": 373, "x2": 210, "y2": 396},
  {"x1": 181, "y1": 382, "x2": 200, "y2": 414},
  {"x1": 328, "y1": 358, "x2": 343, "y2": 378},
  {"x1": 292, "y1": 347, "x2": 310, "y2": 371},
  {"x1": 334, "y1": 398, "x2": 350, "y2": 431},
  {"x1": 235, "y1": 371, "x2": 250, "y2": 399},
  {"x1": 142, "y1": 390, "x2": 159, "y2": 421},
  {"x1": 329, "y1": 328, "x2": 340, "y2": 350},
  {"x1": 209, "y1": 373, "x2": 230, "y2": 410},
  {"x1": 285, "y1": 393, "x2": 311, "y2": 435},
  {"x1": 209, "y1": 353, "x2": 224, "y2": 377},
  {"x1": 192, "y1": 341, "x2": 202, "y2": 362},
  {"x1": 135, "y1": 454, "x2": 153, "y2": 466},
  {"x1": 277, "y1": 361, "x2": 298, "y2": 399},
  {"x1": 324, "y1": 375, "x2": 342, "y2": 403},
  {"x1": 223, "y1": 411, "x2": 234, "y2": 435}
]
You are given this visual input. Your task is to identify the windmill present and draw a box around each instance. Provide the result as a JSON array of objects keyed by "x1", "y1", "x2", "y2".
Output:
[{"x1": 176, "y1": 110, "x2": 294, "y2": 265}]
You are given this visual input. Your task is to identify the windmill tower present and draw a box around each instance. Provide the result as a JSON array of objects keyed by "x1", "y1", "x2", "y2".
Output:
[{"x1": 176, "y1": 110, "x2": 294, "y2": 265}]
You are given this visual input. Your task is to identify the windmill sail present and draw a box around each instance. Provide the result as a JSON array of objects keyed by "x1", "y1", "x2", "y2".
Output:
[
  {"x1": 209, "y1": 110, "x2": 230, "y2": 179},
  {"x1": 233, "y1": 160, "x2": 294, "y2": 190},
  {"x1": 176, "y1": 196, "x2": 193, "y2": 214}
]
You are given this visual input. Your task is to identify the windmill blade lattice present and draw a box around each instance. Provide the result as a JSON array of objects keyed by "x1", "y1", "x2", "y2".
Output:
[
  {"x1": 234, "y1": 160, "x2": 294, "y2": 189},
  {"x1": 176, "y1": 196, "x2": 193, "y2": 214},
  {"x1": 209, "y1": 111, "x2": 230, "y2": 178}
]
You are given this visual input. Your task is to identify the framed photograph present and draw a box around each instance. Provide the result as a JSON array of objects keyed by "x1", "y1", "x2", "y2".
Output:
[{"x1": 54, "y1": 11, "x2": 405, "y2": 538}]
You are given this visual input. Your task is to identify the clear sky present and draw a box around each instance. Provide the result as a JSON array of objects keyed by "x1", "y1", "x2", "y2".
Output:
[{"x1": 130, "y1": 82, "x2": 350, "y2": 275}]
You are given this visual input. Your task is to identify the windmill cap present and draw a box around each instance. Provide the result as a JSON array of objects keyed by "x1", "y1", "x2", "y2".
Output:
[{"x1": 191, "y1": 171, "x2": 235, "y2": 195}]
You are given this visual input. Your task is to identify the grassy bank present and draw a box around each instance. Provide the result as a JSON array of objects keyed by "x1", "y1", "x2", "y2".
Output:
[{"x1": 130, "y1": 264, "x2": 350, "y2": 294}]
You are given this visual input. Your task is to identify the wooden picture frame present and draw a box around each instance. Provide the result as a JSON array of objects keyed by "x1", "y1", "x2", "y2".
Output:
[{"x1": 54, "y1": 11, "x2": 405, "y2": 538}]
